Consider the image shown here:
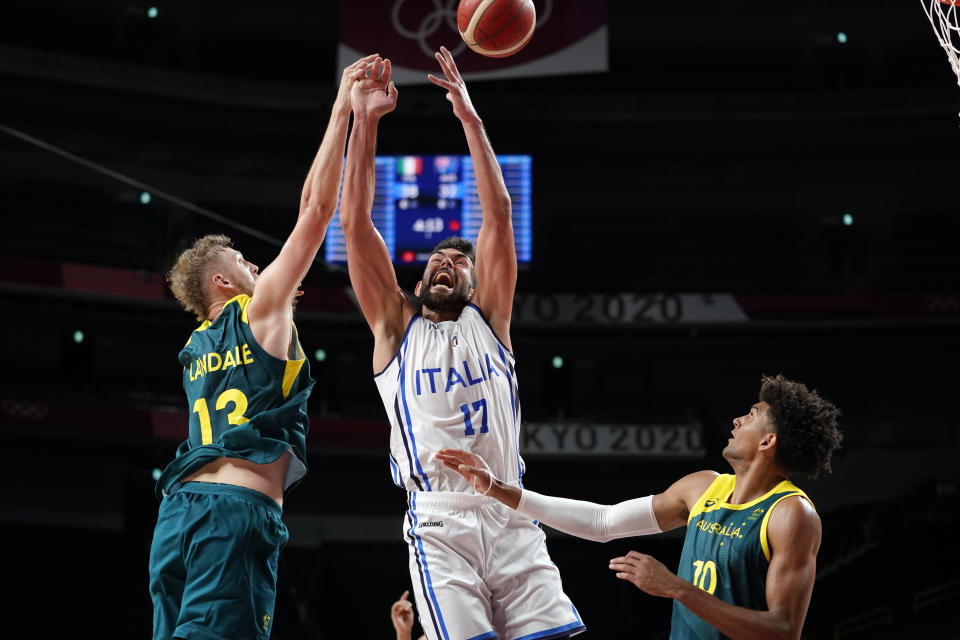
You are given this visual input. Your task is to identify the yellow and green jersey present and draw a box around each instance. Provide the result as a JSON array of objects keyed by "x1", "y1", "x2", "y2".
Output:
[
  {"x1": 670, "y1": 474, "x2": 811, "y2": 639},
  {"x1": 155, "y1": 294, "x2": 314, "y2": 500}
]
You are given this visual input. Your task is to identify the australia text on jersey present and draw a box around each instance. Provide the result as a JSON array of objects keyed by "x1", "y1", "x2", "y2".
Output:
[
  {"x1": 189, "y1": 344, "x2": 255, "y2": 382},
  {"x1": 413, "y1": 353, "x2": 502, "y2": 395},
  {"x1": 695, "y1": 518, "x2": 745, "y2": 540}
]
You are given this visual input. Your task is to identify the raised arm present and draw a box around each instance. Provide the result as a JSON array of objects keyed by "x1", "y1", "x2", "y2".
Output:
[
  {"x1": 339, "y1": 57, "x2": 412, "y2": 372},
  {"x1": 434, "y1": 448, "x2": 716, "y2": 541},
  {"x1": 428, "y1": 46, "x2": 516, "y2": 349},
  {"x1": 610, "y1": 496, "x2": 821, "y2": 640},
  {"x1": 247, "y1": 55, "x2": 375, "y2": 359},
  {"x1": 298, "y1": 53, "x2": 381, "y2": 234}
]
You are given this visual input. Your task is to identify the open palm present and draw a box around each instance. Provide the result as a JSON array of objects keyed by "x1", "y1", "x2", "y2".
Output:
[
  {"x1": 427, "y1": 46, "x2": 479, "y2": 123},
  {"x1": 434, "y1": 448, "x2": 494, "y2": 493}
]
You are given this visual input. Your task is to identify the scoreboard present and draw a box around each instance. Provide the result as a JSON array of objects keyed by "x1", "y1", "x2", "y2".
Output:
[{"x1": 325, "y1": 154, "x2": 532, "y2": 266}]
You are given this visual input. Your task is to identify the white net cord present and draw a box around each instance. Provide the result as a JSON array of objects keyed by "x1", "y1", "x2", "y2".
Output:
[{"x1": 922, "y1": 0, "x2": 960, "y2": 86}]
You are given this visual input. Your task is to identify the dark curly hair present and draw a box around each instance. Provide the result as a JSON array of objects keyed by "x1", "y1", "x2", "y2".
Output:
[
  {"x1": 430, "y1": 236, "x2": 476, "y2": 286},
  {"x1": 759, "y1": 374, "x2": 843, "y2": 479}
]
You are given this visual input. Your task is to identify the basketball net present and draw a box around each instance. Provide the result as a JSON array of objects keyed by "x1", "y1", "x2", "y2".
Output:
[{"x1": 922, "y1": 0, "x2": 960, "y2": 86}]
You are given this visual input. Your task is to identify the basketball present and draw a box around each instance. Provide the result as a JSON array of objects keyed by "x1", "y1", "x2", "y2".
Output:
[{"x1": 457, "y1": 0, "x2": 536, "y2": 58}]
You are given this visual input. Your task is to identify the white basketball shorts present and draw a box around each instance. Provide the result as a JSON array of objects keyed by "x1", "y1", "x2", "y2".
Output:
[{"x1": 403, "y1": 490, "x2": 585, "y2": 640}]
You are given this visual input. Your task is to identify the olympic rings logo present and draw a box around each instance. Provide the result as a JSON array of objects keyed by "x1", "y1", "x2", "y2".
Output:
[{"x1": 390, "y1": 0, "x2": 553, "y2": 59}]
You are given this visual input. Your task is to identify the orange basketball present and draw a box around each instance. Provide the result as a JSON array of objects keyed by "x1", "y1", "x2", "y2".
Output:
[{"x1": 457, "y1": 0, "x2": 536, "y2": 58}]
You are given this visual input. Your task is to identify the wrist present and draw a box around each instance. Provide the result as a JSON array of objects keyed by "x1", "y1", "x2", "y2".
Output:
[
  {"x1": 459, "y1": 112, "x2": 483, "y2": 129},
  {"x1": 668, "y1": 575, "x2": 696, "y2": 601},
  {"x1": 333, "y1": 99, "x2": 351, "y2": 118},
  {"x1": 492, "y1": 482, "x2": 522, "y2": 510},
  {"x1": 352, "y1": 109, "x2": 381, "y2": 125}
]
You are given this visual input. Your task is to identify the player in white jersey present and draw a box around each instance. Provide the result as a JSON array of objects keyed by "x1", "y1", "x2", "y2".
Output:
[{"x1": 339, "y1": 49, "x2": 584, "y2": 640}]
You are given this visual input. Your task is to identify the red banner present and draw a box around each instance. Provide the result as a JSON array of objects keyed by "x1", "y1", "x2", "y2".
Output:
[{"x1": 338, "y1": 0, "x2": 608, "y2": 84}]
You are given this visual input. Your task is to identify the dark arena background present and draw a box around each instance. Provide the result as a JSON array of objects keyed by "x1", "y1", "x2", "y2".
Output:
[{"x1": 1, "y1": 1, "x2": 958, "y2": 638}]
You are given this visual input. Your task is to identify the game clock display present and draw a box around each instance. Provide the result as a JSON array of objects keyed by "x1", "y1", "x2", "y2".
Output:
[{"x1": 326, "y1": 154, "x2": 532, "y2": 266}]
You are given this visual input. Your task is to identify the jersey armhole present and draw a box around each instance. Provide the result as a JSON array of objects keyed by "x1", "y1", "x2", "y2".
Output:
[
  {"x1": 374, "y1": 314, "x2": 420, "y2": 379},
  {"x1": 466, "y1": 303, "x2": 513, "y2": 358},
  {"x1": 759, "y1": 493, "x2": 809, "y2": 562}
]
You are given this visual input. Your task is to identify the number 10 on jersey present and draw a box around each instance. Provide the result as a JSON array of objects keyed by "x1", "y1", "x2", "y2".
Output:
[{"x1": 460, "y1": 398, "x2": 488, "y2": 436}]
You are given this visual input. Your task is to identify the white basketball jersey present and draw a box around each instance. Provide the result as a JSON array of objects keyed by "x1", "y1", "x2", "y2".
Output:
[{"x1": 374, "y1": 304, "x2": 525, "y2": 493}]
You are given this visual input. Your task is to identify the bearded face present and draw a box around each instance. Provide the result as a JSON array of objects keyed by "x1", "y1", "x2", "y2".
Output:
[{"x1": 418, "y1": 249, "x2": 475, "y2": 313}]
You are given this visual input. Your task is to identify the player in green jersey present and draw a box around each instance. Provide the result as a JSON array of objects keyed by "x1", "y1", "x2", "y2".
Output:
[
  {"x1": 435, "y1": 374, "x2": 842, "y2": 640},
  {"x1": 148, "y1": 53, "x2": 379, "y2": 640}
]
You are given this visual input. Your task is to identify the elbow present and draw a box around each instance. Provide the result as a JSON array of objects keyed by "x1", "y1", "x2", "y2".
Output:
[
  {"x1": 486, "y1": 197, "x2": 512, "y2": 226},
  {"x1": 567, "y1": 534, "x2": 612, "y2": 543},
  {"x1": 583, "y1": 531, "x2": 616, "y2": 544},
  {"x1": 302, "y1": 200, "x2": 335, "y2": 225},
  {"x1": 756, "y1": 615, "x2": 793, "y2": 640},
  {"x1": 495, "y1": 195, "x2": 512, "y2": 218},
  {"x1": 339, "y1": 206, "x2": 360, "y2": 236},
  {"x1": 774, "y1": 619, "x2": 797, "y2": 640}
]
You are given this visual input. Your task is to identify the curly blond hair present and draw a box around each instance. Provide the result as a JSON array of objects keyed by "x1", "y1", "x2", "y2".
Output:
[{"x1": 167, "y1": 234, "x2": 233, "y2": 321}]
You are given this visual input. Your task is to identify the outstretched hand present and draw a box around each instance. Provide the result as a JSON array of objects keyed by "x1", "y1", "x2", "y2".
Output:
[
  {"x1": 609, "y1": 551, "x2": 682, "y2": 598},
  {"x1": 334, "y1": 53, "x2": 380, "y2": 114},
  {"x1": 390, "y1": 590, "x2": 415, "y2": 636},
  {"x1": 351, "y1": 56, "x2": 399, "y2": 119},
  {"x1": 427, "y1": 46, "x2": 479, "y2": 124},
  {"x1": 434, "y1": 448, "x2": 495, "y2": 494}
]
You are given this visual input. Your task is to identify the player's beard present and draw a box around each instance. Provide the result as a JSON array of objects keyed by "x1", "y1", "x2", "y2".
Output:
[{"x1": 419, "y1": 287, "x2": 470, "y2": 315}]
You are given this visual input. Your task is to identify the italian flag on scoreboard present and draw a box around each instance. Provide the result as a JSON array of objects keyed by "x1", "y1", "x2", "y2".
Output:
[{"x1": 398, "y1": 156, "x2": 422, "y2": 176}]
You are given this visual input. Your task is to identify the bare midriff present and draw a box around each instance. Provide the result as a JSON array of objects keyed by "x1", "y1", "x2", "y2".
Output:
[{"x1": 183, "y1": 450, "x2": 290, "y2": 506}]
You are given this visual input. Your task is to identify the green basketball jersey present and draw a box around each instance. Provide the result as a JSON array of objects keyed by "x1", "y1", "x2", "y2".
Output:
[
  {"x1": 155, "y1": 294, "x2": 314, "y2": 500},
  {"x1": 669, "y1": 474, "x2": 811, "y2": 640}
]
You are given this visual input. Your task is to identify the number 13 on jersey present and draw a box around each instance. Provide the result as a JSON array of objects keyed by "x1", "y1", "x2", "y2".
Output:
[{"x1": 193, "y1": 389, "x2": 250, "y2": 444}]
